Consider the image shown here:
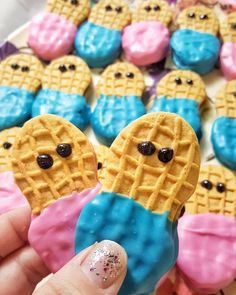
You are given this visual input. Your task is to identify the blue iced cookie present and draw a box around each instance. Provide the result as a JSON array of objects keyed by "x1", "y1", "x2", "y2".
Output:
[
  {"x1": 171, "y1": 6, "x2": 220, "y2": 74},
  {"x1": 75, "y1": 112, "x2": 201, "y2": 295},
  {"x1": 75, "y1": 0, "x2": 131, "y2": 68},
  {"x1": 91, "y1": 62, "x2": 146, "y2": 145},
  {"x1": 0, "y1": 54, "x2": 43, "y2": 130},
  {"x1": 31, "y1": 56, "x2": 92, "y2": 130}
]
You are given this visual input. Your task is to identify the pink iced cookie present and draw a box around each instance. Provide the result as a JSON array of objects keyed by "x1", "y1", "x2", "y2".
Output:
[
  {"x1": 177, "y1": 214, "x2": 236, "y2": 293},
  {"x1": 0, "y1": 171, "x2": 28, "y2": 215},
  {"x1": 122, "y1": 21, "x2": 170, "y2": 66},
  {"x1": 29, "y1": 182, "x2": 101, "y2": 273},
  {"x1": 220, "y1": 43, "x2": 236, "y2": 80}
]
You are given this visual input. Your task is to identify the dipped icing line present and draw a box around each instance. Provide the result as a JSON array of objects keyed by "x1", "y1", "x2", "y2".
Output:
[{"x1": 75, "y1": 22, "x2": 122, "y2": 68}]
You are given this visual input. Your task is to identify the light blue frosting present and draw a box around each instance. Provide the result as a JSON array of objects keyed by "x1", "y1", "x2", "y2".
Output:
[
  {"x1": 211, "y1": 116, "x2": 236, "y2": 170},
  {"x1": 91, "y1": 94, "x2": 146, "y2": 145},
  {"x1": 75, "y1": 192, "x2": 178, "y2": 295},
  {"x1": 75, "y1": 21, "x2": 121, "y2": 68},
  {"x1": 150, "y1": 96, "x2": 202, "y2": 140},
  {"x1": 0, "y1": 85, "x2": 34, "y2": 130},
  {"x1": 170, "y1": 29, "x2": 220, "y2": 75},
  {"x1": 32, "y1": 89, "x2": 91, "y2": 131}
]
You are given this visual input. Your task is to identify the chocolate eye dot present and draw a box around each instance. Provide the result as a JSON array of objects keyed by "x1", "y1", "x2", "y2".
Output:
[
  {"x1": 153, "y1": 5, "x2": 160, "y2": 11},
  {"x1": 37, "y1": 154, "x2": 53, "y2": 169},
  {"x1": 58, "y1": 65, "x2": 67, "y2": 73},
  {"x1": 126, "y1": 72, "x2": 134, "y2": 79},
  {"x1": 175, "y1": 77, "x2": 182, "y2": 85},
  {"x1": 233, "y1": 92, "x2": 236, "y2": 97},
  {"x1": 201, "y1": 179, "x2": 213, "y2": 190},
  {"x1": 231, "y1": 23, "x2": 236, "y2": 29},
  {"x1": 105, "y1": 5, "x2": 112, "y2": 11},
  {"x1": 56, "y1": 143, "x2": 72, "y2": 158},
  {"x1": 216, "y1": 182, "x2": 225, "y2": 193},
  {"x1": 3, "y1": 142, "x2": 12, "y2": 149},
  {"x1": 144, "y1": 6, "x2": 152, "y2": 12},
  {"x1": 114, "y1": 72, "x2": 122, "y2": 79},
  {"x1": 158, "y1": 148, "x2": 174, "y2": 163},
  {"x1": 188, "y1": 12, "x2": 195, "y2": 18},
  {"x1": 69, "y1": 64, "x2": 76, "y2": 71},
  {"x1": 137, "y1": 141, "x2": 156, "y2": 156},
  {"x1": 71, "y1": 0, "x2": 78, "y2": 5},
  {"x1": 115, "y1": 6, "x2": 122, "y2": 13},
  {"x1": 186, "y1": 79, "x2": 193, "y2": 85},
  {"x1": 200, "y1": 14, "x2": 208, "y2": 20},
  {"x1": 97, "y1": 162, "x2": 103, "y2": 170},
  {"x1": 21, "y1": 66, "x2": 30, "y2": 72},
  {"x1": 11, "y1": 64, "x2": 20, "y2": 70}
]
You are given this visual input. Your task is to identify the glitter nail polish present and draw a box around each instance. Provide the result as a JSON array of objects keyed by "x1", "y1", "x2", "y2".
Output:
[{"x1": 81, "y1": 240, "x2": 126, "y2": 289}]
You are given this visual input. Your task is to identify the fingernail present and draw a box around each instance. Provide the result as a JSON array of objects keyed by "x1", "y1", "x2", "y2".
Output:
[{"x1": 81, "y1": 240, "x2": 127, "y2": 289}]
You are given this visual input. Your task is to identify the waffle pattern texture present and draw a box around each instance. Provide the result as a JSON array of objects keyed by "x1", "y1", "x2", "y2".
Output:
[
  {"x1": 12, "y1": 115, "x2": 98, "y2": 215},
  {"x1": 215, "y1": 80, "x2": 236, "y2": 118},
  {"x1": 220, "y1": 12, "x2": 236, "y2": 43},
  {"x1": 185, "y1": 165, "x2": 236, "y2": 218}
]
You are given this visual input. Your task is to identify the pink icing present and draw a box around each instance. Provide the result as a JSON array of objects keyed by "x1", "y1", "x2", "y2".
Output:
[
  {"x1": 220, "y1": 42, "x2": 236, "y2": 80},
  {"x1": 0, "y1": 171, "x2": 28, "y2": 215},
  {"x1": 122, "y1": 21, "x2": 170, "y2": 66},
  {"x1": 28, "y1": 182, "x2": 102, "y2": 273},
  {"x1": 177, "y1": 213, "x2": 236, "y2": 293},
  {"x1": 28, "y1": 12, "x2": 77, "y2": 61}
]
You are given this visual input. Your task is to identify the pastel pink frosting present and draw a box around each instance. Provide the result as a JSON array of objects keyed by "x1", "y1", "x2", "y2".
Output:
[
  {"x1": 28, "y1": 12, "x2": 77, "y2": 61},
  {"x1": 28, "y1": 182, "x2": 101, "y2": 273},
  {"x1": 220, "y1": 42, "x2": 236, "y2": 80},
  {"x1": 177, "y1": 213, "x2": 236, "y2": 293},
  {"x1": 122, "y1": 21, "x2": 170, "y2": 66},
  {"x1": 0, "y1": 171, "x2": 28, "y2": 215}
]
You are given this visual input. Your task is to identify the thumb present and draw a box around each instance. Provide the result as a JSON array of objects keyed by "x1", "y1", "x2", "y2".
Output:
[{"x1": 33, "y1": 240, "x2": 128, "y2": 295}]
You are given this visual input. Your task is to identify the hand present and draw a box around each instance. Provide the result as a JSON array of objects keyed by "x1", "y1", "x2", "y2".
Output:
[{"x1": 0, "y1": 207, "x2": 127, "y2": 295}]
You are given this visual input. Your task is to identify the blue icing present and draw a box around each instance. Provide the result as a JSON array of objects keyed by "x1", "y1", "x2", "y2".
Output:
[
  {"x1": 32, "y1": 89, "x2": 91, "y2": 130},
  {"x1": 0, "y1": 85, "x2": 34, "y2": 130},
  {"x1": 211, "y1": 116, "x2": 236, "y2": 170},
  {"x1": 75, "y1": 192, "x2": 178, "y2": 295},
  {"x1": 170, "y1": 29, "x2": 220, "y2": 75},
  {"x1": 150, "y1": 97, "x2": 202, "y2": 140},
  {"x1": 75, "y1": 22, "x2": 121, "y2": 68},
  {"x1": 91, "y1": 94, "x2": 146, "y2": 145}
]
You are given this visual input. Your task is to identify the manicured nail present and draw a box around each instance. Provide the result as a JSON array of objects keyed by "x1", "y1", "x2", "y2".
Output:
[{"x1": 81, "y1": 240, "x2": 127, "y2": 289}]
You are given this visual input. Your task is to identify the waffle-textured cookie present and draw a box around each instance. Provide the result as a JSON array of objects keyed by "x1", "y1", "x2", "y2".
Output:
[
  {"x1": 47, "y1": 0, "x2": 90, "y2": 25},
  {"x1": 215, "y1": 80, "x2": 236, "y2": 118},
  {"x1": 156, "y1": 70, "x2": 207, "y2": 105},
  {"x1": 103, "y1": 112, "x2": 200, "y2": 222},
  {"x1": 0, "y1": 54, "x2": 43, "y2": 93},
  {"x1": 185, "y1": 165, "x2": 236, "y2": 218},
  {"x1": 220, "y1": 12, "x2": 236, "y2": 42},
  {"x1": 177, "y1": 6, "x2": 219, "y2": 36},
  {"x1": 132, "y1": 0, "x2": 172, "y2": 27},
  {"x1": 95, "y1": 145, "x2": 109, "y2": 184},
  {"x1": 0, "y1": 127, "x2": 20, "y2": 173},
  {"x1": 12, "y1": 115, "x2": 98, "y2": 215},
  {"x1": 96, "y1": 62, "x2": 145, "y2": 97},
  {"x1": 89, "y1": 0, "x2": 131, "y2": 30}
]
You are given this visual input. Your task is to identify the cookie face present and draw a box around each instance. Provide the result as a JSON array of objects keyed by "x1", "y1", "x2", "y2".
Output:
[
  {"x1": 220, "y1": 12, "x2": 236, "y2": 42},
  {"x1": 95, "y1": 145, "x2": 109, "y2": 184},
  {"x1": 47, "y1": 0, "x2": 90, "y2": 25},
  {"x1": 156, "y1": 70, "x2": 207, "y2": 105},
  {"x1": 41, "y1": 55, "x2": 91, "y2": 95},
  {"x1": 0, "y1": 54, "x2": 43, "y2": 93},
  {"x1": 0, "y1": 127, "x2": 20, "y2": 173},
  {"x1": 89, "y1": 0, "x2": 131, "y2": 30},
  {"x1": 132, "y1": 0, "x2": 172, "y2": 27},
  {"x1": 185, "y1": 165, "x2": 236, "y2": 218},
  {"x1": 216, "y1": 80, "x2": 236, "y2": 118},
  {"x1": 96, "y1": 62, "x2": 145, "y2": 97},
  {"x1": 103, "y1": 112, "x2": 200, "y2": 222},
  {"x1": 177, "y1": 6, "x2": 219, "y2": 35},
  {"x1": 12, "y1": 115, "x2": 98, "y2": 215}
]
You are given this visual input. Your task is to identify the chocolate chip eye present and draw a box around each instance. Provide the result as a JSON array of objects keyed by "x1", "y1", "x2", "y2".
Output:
[
  {"x1": 144, "y1": 6, "x2": 151, "y2": 12},
  {"x1": 3, "y1": 142, "x2": 12, "y2": 149},
  {"x1": 37, "y1": 154, "x2": 53, "y2": 169},
  {"x1": 114, "y1": 72, "x2": 122, "y2": 79},
  {"x1": 231, "y1": 23, "x2": 236, "y2": 29},
  {"x1": 158, "y1": 148, "x2": 174, "y2": 163},
  {"x1": 200, "y1": 14, "x2": 208, "y2": 20},
  {"x1": 201, "y1": 179, "x2": 213, "y2": 190},
  {"x1": 56, "y1": 143, "x2": 72, "y2": 158},
  {"x1": 105, "y1": 5, "x2": 112, "y2": 11},
  {"x1": 69, "y1": 64, "x2": 76, "y2": 71},
  {"x1": 137, "y1": 141, "x2": 156, "y2": 156},
  {"x1": 153, "y1": 5, "x2": 160, "y2": 11},
  {"x1": 188, "y1": 12, "x2": 195, "y2": 18},
  {"x1": 175, "y1": 77, "x2": 182, "y2": 85},
  {"x1": 21, "y1": 66, "x2": 30, "y2": 72},
  {"x1": 11, "y1": 64, "x2": 20, "y2": 70},
  {"x1": 216, "y1": 182, "x2": 225, "y2": 193},
  {"x1": 97, "y1": 162, "x2": 102, "y2": 170},
  {"x1": 126, "y1": 72, "x2": 134, "y2": 79},
  {"x1": 58, "y1": 65, "x2": 67, "y2": 73},
  {"x1": 115, "y1": 6, "x2": 122, "y2": 13},
  {"x1": 233, "y1": 92, "x2": 236, "y2": 97},
  {"x1": 186, "y1": 79, "x2": 193, "y2": 85},
  {"x1": 71, "y1": 0, "x2": 78, "y2": 5}
]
